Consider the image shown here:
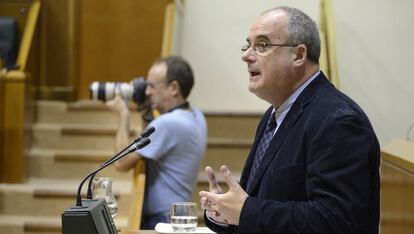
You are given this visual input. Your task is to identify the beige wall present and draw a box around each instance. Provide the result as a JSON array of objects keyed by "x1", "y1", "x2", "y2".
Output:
[
  {"x1": 178, "y1": 0, "x2": 319, "y2": 113},
  {"x1": 174, "y1": 0, "x2": 414, "y2": 145},
  {"x1": 333, "y1": 0, "x2": 414, "y2": 145}
]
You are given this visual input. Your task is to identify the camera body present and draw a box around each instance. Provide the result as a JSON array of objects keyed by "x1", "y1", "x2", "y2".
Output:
[{"x1": 89, "y1": 77, "x2": 147, "y2": 105}]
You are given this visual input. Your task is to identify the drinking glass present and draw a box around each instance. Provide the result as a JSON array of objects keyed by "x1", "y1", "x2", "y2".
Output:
[
  {"x1": 92, "y1": 177, "x2": 119, "y2": 218},
  {"x1": 170, "y1": 202, "x2": 198, "y2": 232}
]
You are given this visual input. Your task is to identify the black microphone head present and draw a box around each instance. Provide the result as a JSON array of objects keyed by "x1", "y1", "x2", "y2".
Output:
[
  {"x1": 136, "y1": 138, "x2": 151, "y2": 149},
  {"x1": 141, "y1": 126, "x2": 155, "y2": 138},
  {"x1": 133, "y1": 127, "x2": 155, "y2": 143}
]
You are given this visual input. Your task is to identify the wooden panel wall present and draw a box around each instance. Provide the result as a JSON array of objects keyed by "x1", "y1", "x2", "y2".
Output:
[
  {"x1": 76, "y1": 0, "x2": 169, "y2": 99},
  {"x1": 39, "y1": 0, "x2": 72, "y2": 86},
  {"x1": 30, "y1": 0, "x2": 168, "y2": 100}
]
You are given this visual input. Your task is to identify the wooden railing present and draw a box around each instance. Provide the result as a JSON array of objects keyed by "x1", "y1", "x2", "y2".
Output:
[
  {"x1": 380, "y1": 138, "x2": 414, "y2": 234},
  {"x1": 127, "y1": 158, "x2": 146, "y2": 230},
  {"x1": 0, "y1": 0, "x2": 41, "y2": 183},
  {"x1": 0, "y1": 70, "x2": 26, "y2": 183},
  {"x1": 15, "y1": 0, "x2": 41, "y2": 71}
]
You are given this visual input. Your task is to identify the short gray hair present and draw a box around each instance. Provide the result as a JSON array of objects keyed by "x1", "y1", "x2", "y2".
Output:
[{"x1": 263, "y1": 6, "x2": 321, "y2": 64}]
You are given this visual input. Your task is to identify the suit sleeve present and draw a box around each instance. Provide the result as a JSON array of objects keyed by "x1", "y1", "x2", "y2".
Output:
[
  {"x1": 238, "y1": 112, "x2": 378, "y2": 234},
  {"x1": 203, "y1": 211, "x2": 235, "y2": 234}
]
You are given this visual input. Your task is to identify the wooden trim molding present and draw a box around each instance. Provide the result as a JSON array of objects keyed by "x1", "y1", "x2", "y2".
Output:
[{"x1": 36, "y1": 85, "x2": 75, "y2": 101}]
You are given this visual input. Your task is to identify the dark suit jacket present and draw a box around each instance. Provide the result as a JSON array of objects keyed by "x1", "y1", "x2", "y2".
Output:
[{"x1": 205, "y1": 72, "x2": 380, "y2": 234}]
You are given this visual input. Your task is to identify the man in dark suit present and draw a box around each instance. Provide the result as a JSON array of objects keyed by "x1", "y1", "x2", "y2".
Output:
[{"x1": 199, "y1": 6, "x2": 380, "y2": 234}]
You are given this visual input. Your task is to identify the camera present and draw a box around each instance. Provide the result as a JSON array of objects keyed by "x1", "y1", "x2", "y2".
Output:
[{"x1": 89, "y1": 77, "x2": 147, "y2": 105}]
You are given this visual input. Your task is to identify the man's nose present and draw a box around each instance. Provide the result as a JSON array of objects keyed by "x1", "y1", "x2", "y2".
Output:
[{"x1": 241, "y1": 47, "x2": 256, "y2": 63}]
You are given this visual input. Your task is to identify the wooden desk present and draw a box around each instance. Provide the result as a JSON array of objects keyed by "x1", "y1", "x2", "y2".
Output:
[
  {"x1": 119, "y1": 230, "x2": 156, "y2": 234},
  {"x1": 380, "y1": 138, "x2": 414, "y2": 234},
  {"x1": 381, "y1": 138, "x2": 414, "y2": 173}
]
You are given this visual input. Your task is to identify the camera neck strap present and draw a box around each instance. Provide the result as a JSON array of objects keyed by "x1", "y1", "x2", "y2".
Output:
[{"x1": 166, "y1": 101, "x2": 190, "y2": 113}]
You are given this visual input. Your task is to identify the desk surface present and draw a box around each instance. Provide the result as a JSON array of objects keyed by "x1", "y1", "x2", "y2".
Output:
[{"x1": 120, "y1": 230, "x2": 156, "y2": 234}]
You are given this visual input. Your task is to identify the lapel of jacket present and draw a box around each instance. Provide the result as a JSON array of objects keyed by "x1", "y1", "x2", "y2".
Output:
[
  {"x1": 240, "y1": 107, "x2": 273, "y2": 189},
  {"x1": 245, "y1": 72, "x2": 330, "y2": 194}
]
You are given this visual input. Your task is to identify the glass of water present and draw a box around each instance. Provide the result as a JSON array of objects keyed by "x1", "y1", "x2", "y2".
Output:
[
  {"x1": 92, "y1": 177, "x2": 119, "y2": 218},
  {"x1": 170, "y1": 202, "x2": 198, "y2": 232}
]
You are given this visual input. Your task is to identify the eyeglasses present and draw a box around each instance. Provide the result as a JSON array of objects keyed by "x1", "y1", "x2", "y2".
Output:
[
  {"x1": 241, "y1": 42, "x2": 298, "y2": 55},
  {"x1": 145, "y1": 81, "x2": 167, "y2": 89}
]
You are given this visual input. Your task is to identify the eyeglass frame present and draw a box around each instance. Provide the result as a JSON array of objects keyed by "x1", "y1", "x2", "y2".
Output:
[{"x1": 241, "y1": 41, "x2": 299, "y2": 55}]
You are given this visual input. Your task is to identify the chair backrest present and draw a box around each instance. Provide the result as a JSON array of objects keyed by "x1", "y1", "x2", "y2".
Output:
[{"x1": 0, "y1": 17, "x2": 18, "y2": 70}]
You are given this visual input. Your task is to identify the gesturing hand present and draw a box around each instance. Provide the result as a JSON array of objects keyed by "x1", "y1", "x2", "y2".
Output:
[
  {"x1": 199, "y1": 165, "x2": 248, "y2": 226},
  {"x1": 200, "y1": 166, "x2": 227, "y2": 224}
]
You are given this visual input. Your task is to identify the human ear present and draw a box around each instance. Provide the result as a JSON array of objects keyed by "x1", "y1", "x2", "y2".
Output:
[
  {"x1": 293, "y1": 44, "x2": 307, "y2": 66},
  {"x1": 169, "y1": 80, "x2": 180, "y2": 96}
]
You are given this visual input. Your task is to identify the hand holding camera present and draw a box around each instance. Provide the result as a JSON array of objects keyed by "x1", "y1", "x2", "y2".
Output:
[{"x1": 105, "y1": 88, "x2": 128, "y2": 115}]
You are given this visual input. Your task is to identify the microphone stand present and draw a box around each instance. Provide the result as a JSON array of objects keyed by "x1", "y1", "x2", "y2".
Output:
[
  {"x1": 85, "y1": 126, "x2": 155, "y2": 199},
  {"x1": 62, "y1": 128, "x2": 154, "y2": 234},
  {"x1": 74, "y1": 137, "x2": 151, "y2": 208}
]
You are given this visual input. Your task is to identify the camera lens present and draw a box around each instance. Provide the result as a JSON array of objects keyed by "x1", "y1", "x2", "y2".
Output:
[
  {"x1": 90, "y1": 82, "x2": 117, "y2": 101},
  {"x1": 132, "y1": 77, "x2": 147, "y2": 105},
  {"x1": 118, "y1": 83, "x2": 133, "y2": 100},
  {"x1": 90, "y1": 79, "x2": 147, "y2": 104}
]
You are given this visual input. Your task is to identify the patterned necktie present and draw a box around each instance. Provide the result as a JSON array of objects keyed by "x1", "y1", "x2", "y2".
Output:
[{"x1": 246, "y1": 113, "x2": 277, "y2": 191}]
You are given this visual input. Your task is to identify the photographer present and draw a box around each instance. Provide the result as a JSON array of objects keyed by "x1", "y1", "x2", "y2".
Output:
[{"x1": 105, "y1": 56, "x2": 207, "y2": 229}]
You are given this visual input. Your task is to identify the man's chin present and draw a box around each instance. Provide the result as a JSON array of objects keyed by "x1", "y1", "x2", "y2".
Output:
[
  {"x1": 248, "y1": 84, "x2": 258, "y2": 94},
  {"x1": 248, "y1": 85, "x2": 267, "y2": 101}
]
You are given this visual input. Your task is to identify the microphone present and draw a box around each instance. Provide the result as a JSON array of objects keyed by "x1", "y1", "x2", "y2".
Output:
[
  {"x1": 62, "y1": 130, "x2": 153, "y2": 234},
  {"x1": 86, "y1": 126, "x2": 155, "y2": 199},
  {"x1": 140, "y1": 126, "x2": 155, "y2": 138},
  {"x1": 79, "y1": 137, "x2": 151, "y2": 206}
]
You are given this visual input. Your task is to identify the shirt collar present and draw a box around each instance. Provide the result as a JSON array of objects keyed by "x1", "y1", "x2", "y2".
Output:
[{"x1": 272, "y1": 70, "x2": 320, "y2": 130}]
